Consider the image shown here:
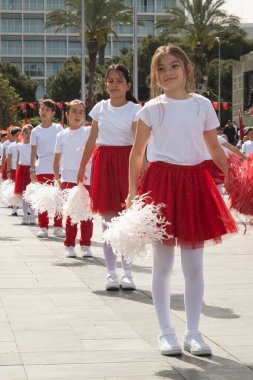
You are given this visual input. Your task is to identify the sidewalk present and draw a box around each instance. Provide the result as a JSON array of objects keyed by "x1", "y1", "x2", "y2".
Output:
[{"x1": 0, "y1": 202, "x2": 253, "y2": 380}]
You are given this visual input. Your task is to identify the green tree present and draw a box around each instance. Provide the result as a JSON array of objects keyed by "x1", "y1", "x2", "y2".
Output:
[
  {"x1": 0, "y1": 62, "x2": 37, "y2": 101},
  {"x1": 45, "y1": 0, "x2": 132, "y2": 104},
  {"x1": 0, "y1": 75, "x2": 22, "y2": 129},
  {"x1": 46, "y1": 57, "x2": 82, "y2": 101},
  {"x1": 156, "y1": 0, "x2": 240, "y2": 89}
]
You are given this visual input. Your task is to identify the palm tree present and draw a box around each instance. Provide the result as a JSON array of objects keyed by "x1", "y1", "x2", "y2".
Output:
[
  {"x1": 45, "y1": 0, "x2": 132, "y2": 104},
  {"x1": 156, "y1": 0, "x2": 240, "y2": 89}
]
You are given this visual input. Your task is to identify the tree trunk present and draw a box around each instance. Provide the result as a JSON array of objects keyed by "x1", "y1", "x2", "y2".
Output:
[
  {"x1": 194, "y1": 43, "x2": 203, "y2": 92},
  {"x1": 98, "y1": 44, "x2": 106, "y2": 66}
]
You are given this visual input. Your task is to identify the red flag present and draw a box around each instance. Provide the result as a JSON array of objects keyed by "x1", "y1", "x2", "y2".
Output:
[
  {"x1": 19, "y1": 102, "x2": 26, "y2": 111},
  {"x1": 238, "y1": 108, "x2": 244, "y2": 141},
  {"x1": 56, "y1": 102, "x2": 63, "y2": 110},
  {"x1": 27, "y1": 102, "x2": 36, "y2": 110},
  {"x1": 222, "y1": 102, "x2": 228, "y2": 110},
  {"x1": 212, "y1": 101, "x2": 219, "y2": 110}
]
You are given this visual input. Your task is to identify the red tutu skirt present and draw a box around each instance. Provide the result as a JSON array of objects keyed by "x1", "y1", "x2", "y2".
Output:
[
  {"x1": 10, "y1": 169, "x2": 16, "y2": 182},
  {"x1": 139, "y1": 161, "x2": 238, "y2": 249},
  {"x1": 204, "y1": 160, "x2": 225, "y2": 185},
  {"x1": 2, "y1": 158, "x2": 7, "y2": 180},
  {"x1": 90, "y1": 145, "x2": 132, "y2": 214},
  {"x1": 14, "y1": 165, "x2": 31, "y2": 195}
]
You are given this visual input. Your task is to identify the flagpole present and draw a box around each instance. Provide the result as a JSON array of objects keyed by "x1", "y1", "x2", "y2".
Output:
[{"x1": 81, "y1": 0, "x2": 86, "y2": 104}]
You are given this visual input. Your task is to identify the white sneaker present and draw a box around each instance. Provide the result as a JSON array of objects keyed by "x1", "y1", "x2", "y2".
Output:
[
  {"x1": 65, "y1": 246, "x2": 76, "y2": 258},
  {"x1": 159, "y1": 329, "x2": 182, "y2": 356},
  {"x1": 53, "y1": 227, "x2": 65, "y2": 238},
  {"x1": 37, "y1": 228, "x2": 48, "y2": 238},
  {"x1": 81, "y1": 246, "x2": 92, "y2": 257},
  {"x1": 184, "y1": 332, "x2": 212, "y2": 356},
  {"x1": 106, "y1": 274, "x2": 119, "y2": 290},
  {"x1": 120, "y1": 273, "x2": 136, "y2": 290},
  {"x1": 29, "y1": 216, "x2": 36, "y2": 225},
  {"x1": 22, "y1": 216, "x2": 29, "y2": 225}
]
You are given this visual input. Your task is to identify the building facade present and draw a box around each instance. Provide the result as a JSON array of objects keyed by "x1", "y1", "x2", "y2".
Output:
[{"x1": 0, "y1": 0, "x2": 182, "y2": 99}]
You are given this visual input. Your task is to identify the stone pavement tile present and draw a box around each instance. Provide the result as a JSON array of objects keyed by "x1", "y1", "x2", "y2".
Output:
[
  {"x1": 0, "y1": 365, "x2": 27, "y2": 380},
  {"x1": 107, "y1": 377, "x2": 184, "y2": 380},
  {"x1": 14, "y1": 329, "x2": 86, "y2": 353},
  {"x1": 49, "y1": 292, "x2": 105, "y2": 308},
  {"x1": 1, "y1": 295, "x2": 59, "y2": 315},
  {"x1": 0, "y1": 341, "x2": 18, "y2": 353},
  {"x1": 0, "y1": 322, "x2": 15, "y2": 341},
  {"x1": 0, "y1": 307, "x2": 8, "y2": 322},
  {"x1": 175, "y1": 367, "x2": 253, "y2": 380},
  {"x1": 60, "y1": 305, "x2": 121, "y2": 321},
  {"x1": 81, "y1": 338, "x2": 153, "y2": 351},
  {"x1": 67, "y1": 320, "x2": 140, "y2": 339},
  {"x1": 10, "y1": 314, "x2": 72, "y2": 331},
  {"x1": 25, "y1": 361, "x2": 176, "y2": 379},
  {"x1": 0, "y1": 352, "x2": 22, "y2": 365},
  {"x1": 21, "y1": 350, "x2": 162, "y2": 365}
]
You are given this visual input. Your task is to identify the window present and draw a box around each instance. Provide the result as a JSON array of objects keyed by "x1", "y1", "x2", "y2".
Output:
[
  {"x1": 68, "y1": 41, "x2": 81, "y2": 56},
  {"x1": 46, "y1": 0, "x2": 66, "y2": 10},
  {"x1": 1, "y1": 19, "x2": 21, "y2": 33},
  {"x1": 36, "y1": 83, "x2": 45, "y2": 100},
  {"x1": 47, "y1": 40, "x2": 67, "y2": 56},
  {"x1": 1, "y1": 40, "x2": 22, "y2": 55},
  {"x1": 24, "y1": 40, "x2": 44, "y2": 55},
  {"x1": 138, "y1": 0, "x2": 154, "y2": 13},
  {"x1": 24, "y1": 19, "x2": 44, "y2": 33},
  {"x1": 46, "y1": 27, "x2": 67, "y2": 35},
  {"x1": 156, "y1": 0, "x2": 176, "y2": 12},
  {"x1": 138, "y1": 20, "x2": 154, "y2": 35},
  {"x1": 2, "y1": 0, "x2": 22, "y2": 10},
  {"x1": 24, "y1": 63, "x2": 44, "y2": 77},
  {"x1": 23, "y1": 0, "x2": 44, "y2": 11},
  {"x1": 46, "y1": 62, "x2": 64, "y2": 77},
  {"x1": 104, "y1": 42, "x2": 112, "y2": 56},
  {"x1": 115, "y1": 23, "x2": 133, "y2": 35}
]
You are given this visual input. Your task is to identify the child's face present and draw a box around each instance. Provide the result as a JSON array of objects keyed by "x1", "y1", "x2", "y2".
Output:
[
  {"x1": 106, "y1": 70, "x2": 131, "y2": 100},
  {"x1": 22, "y1": 129, "x2": 31, "y2": 142},
  {"x1": 157, "y1": 53, "x2": 186, "y2": 95},
  {"x1": 39, "y1": 105, "x2": 55, "y2": 122},
  {"x1": 67, "y1": 104, "x2": 85, "y2": 129},
  {"x1": 14, "y1": 132, "x2": 20, "y2": 141},
  {"x1": 247, "y1": 130, "x2": 253, "y2": 140}
]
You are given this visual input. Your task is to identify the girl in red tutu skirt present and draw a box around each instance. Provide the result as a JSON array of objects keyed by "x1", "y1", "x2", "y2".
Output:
[
  {"x1": 14, "y1": 124, "x2": 35, "y2": 224},
  {"x1": 77, "y1": 64, "x2": 141, "y2": 291},
  {"x1": 127, "y1": 45, "x2": 238, "y2": 357}
]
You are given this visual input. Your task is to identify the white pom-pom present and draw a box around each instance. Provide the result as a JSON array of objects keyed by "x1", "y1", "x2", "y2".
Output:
[
  {"x1": 62, "y1": 184, "x2": 92, "y2": 225},
  {"x1": 1, "y1": 180, "x2": 22, "y2": 207},
  {"x1": 23, "y1": 182, "x2": 62, "y2": 216},
  {"x1": 103, "y1": 193, "x2": 172, "y2": 262}
]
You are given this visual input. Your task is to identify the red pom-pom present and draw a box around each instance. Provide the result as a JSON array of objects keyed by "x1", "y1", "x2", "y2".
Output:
[{"x1": 225, "y1": 153, "x2": 253, "y2": 216}]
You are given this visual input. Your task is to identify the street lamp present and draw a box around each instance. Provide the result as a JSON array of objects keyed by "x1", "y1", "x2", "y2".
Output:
[
  {"x1": 215, "y1": 36, "x2": 221, "y2": 124},
  {"x1": 81, "y1": 0, "x2": 86, "y2": 104},
  {"x1": 133, "y1": 0, "x2": 138, "y2": 99}
]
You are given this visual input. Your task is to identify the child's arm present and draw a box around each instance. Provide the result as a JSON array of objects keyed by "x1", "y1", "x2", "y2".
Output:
[
  {"x1": 53, "y1": 153, "x2": 61, "y2": 184},
  {"x1": 222, "y1": 141, "x2": 246, "y2": 159},
  {"x1": 126, "y1": 119, "x2": 151, "y2": 208},
  {"x1": 77, "y1": 120, "x2": 98, "y2": 183},
  {"x1": 30, "y1": 145, "x2": 37, "y2": 182},
  {"x1": 16, "y1": 151, "x2": 20, "y2": 170},
  {"x1": 204, "y1": 129, "x2": 228, "y2": 175}
]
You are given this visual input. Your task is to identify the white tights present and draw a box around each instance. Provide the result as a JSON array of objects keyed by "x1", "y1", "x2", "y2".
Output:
[
  {"x1": 152, "y1": 243, "x2": 204, "y2": 335},
  {"x1": 102, "y1": 214, "x2": 132, "y2": 276}
]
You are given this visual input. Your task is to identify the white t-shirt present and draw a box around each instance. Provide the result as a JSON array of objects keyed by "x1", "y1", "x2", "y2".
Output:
[
  {"x1": 2, "y1": 140, "x2": 11, "y2": 157},
  {"x1": 137, "y1": 94, "x2": 219, "y2": 165},
  {"x1": 8, "y1": 142, "x2": 18, "y2": 170},
  {"x1": 17, "y1": 142, "x2": 31, "y2": 165},
  {"x1": 89, "y1": 99, "x2": 141, "y2": 146},
  {"x1": 31, "y1": 123, "x2": 63, "y2": 174},
  {"x1": 0, "y1": 143, "x2": 3, "y2": 165},
  {"x1": 54, "y1": 126, "x2": 92, "y2": 185},
  {"x1": 242, "y1": 140, "x2": 253, "y2": 156}
]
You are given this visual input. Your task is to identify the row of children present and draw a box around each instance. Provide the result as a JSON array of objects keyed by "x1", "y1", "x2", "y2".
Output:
[{"x1": 1, "y1": 43, "x2": 251, "y2": 358}]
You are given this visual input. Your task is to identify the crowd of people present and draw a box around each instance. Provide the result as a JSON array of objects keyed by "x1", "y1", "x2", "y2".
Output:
[{"x1": 0, "y1": 44, "x2": 252, "y2": 358}]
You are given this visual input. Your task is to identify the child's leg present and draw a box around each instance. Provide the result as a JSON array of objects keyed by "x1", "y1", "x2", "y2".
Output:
[
  {"x1": 22, "y1": 199, "x2": 30, "y2": 216},
  {"x1": 102, "y1": 214, "x2": 118, "y2": 275},
  {"x1": 180, "y1": 247, "x2": 204, "y2": 333},
  {"x1": 152, "y1": 243, "x2": 175, "y2": 334},
  {"x1": 79, "y1": 218, "x2": 93, "y2": 247},
  {"x1": 64, "y1": 216, "x2": 77, "y2": 247}
]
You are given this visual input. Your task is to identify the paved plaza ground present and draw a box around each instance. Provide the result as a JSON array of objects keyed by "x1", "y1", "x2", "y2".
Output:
[{"x1": 0, "y1": 201, "x2": 253, "y2": 380}]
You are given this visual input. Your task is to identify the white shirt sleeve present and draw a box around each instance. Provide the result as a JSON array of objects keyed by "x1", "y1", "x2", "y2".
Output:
[
  {"x1": 54, "y1": 132, "x2": 63, "y2": 154},
  {"x1": 136, "y1": 103, "x2": 153, "y2": 128},
  {"x1": 30, "y1": 127, "x2": 38, "y2": 146},
  {"x1": 204, "y1": 101, "x2": 220, "y2": 131},
  {"x1": 89, "y1": 101, "x2": 101, "y2": 121}
]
